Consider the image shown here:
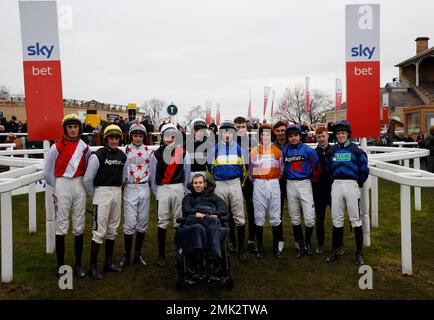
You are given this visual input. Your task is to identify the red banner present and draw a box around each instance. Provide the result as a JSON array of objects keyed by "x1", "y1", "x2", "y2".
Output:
[
  {"x1": 346, "y1": 61, "x2": 380, "y2": 137},
  {"x1": 216, "y1": 103, "x2": 221, "y2": 125},
  {"x1": 263, "y1": 86, "x2": 271, "y2": 118},
  {"x1": 382, "y1": 93, "x2": 389, "y2": 126},
  {"x1": 23, "y1": 60, "x2": 64, "y2": 140},
  {"x1": 382, "y1": 107, "x2": 389, "y2": 126},
  {"x1": 205, "y1": 112, "x2": 211, "y2": 125},
  {"x1": 345, "y1": 4, "x2": 380, "y2": 138},
  {"x1": 205, "y1": 101, "x2": 212, "y2": 125},
  {"x1": 335, "y1": 78, "x2": 342, "y2": 112},
  {"x1": 19, "y1": 1, "x2": 64, "y2": 141}
]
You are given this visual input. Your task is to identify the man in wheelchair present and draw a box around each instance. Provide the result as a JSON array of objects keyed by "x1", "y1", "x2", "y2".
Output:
[{"x1": 175, "y1": 173, "x2": 229, "y2": 283}]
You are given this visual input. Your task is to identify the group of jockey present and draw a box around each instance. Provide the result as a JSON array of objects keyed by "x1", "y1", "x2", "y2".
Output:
[{"x1": 44, "y1": 113, "x2": 369, "y2": 280}]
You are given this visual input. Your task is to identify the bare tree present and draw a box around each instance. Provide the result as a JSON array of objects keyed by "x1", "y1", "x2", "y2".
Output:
[
  {"x1": 274, "y1": 86, "x2": 305, "y2": 123},
  {"x1": 274, "y1": 85, "x2": 333, "y2": 125},
  {"x1": 182, "y1": 105, "x2": 206, "y2": 127},
  {"x1": 140, "y1": 98, "x2": 165, "y2": 126},
  {"x1": 307, "y1": 89, "x2": 334, "y2": 124},
  {"x1": 0, "y1": 85, "x2": 10, "y2": 100}
]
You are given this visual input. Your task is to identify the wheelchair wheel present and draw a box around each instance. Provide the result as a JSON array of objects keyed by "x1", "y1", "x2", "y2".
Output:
[{"x1": 225, "y1": 262, "x2": 234, "y2": 291}]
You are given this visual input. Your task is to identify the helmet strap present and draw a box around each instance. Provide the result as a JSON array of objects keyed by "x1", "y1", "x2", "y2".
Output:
[
  {"x1": 64, "y1": 132, "x2": 79, "y2": 142},
  {"x1": 105, "y1": 144, "x2": 117, "y2": 151}
]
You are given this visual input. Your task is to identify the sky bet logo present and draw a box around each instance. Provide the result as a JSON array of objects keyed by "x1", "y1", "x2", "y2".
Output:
[
  {"x1": 351, "y1": 44, "x2": 376, "y2": 60},
  {"x1": 27, "y1": 42, "x2": 55, "y2": 59}
]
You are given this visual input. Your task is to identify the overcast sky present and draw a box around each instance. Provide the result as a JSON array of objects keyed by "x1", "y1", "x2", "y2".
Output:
[{"x1": 1, "y1": 0, "x2": 433, "y2": 123}]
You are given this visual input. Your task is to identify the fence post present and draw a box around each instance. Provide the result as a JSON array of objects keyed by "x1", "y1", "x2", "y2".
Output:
[
  {"x1": 1, "y1": 191, "x2": 13, "y2": 283},
  {"x1": 28, "y1": 182, "x2": 37, "y2": 233},
  {"x1": 400, "y1": 184, "x2": 412, "y2": 275},
  {"x1": 43, "y1": 140, "x2": 55, "y2": 254},
  {"x1": 398, "y1": 143, "x2": 403, "y2": 165},
  {"x1": 371, "y1": 175, "x2": 379, "y2": 228},
  {"x1": 361, "y1": 138, "x2": 371, "y2": 246},
  {"x1": 413, "y1": 158, "x2": 422, "y2": 211},
  {"x1": 22, "y1": 137, "x2": 28, "y2": 158}
]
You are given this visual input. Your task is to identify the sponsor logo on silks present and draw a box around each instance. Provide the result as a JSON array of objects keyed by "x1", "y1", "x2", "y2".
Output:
[
  {"x1": 285, "y1": 155, "x2": 305, "y2": 163},
  {"x1": 333, "y1": 153, "x2": 352, "y2": 162},
  {"x1": 104, "y1": 159, "x2": 124, "y2": 166},
  {"x1": 257, "y1": 155, "x2": 275, "y2": 163},
  {"x1": 27, "y1": 42, "x2": 55, "y2": 59},
  {"x1": 351, "y1": 44, "x2": 376, "y2": 59}
]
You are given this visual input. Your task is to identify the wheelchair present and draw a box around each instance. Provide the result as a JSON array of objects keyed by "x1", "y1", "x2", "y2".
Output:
[{"x1": 174, "y1": 215, "x2": 234, "y2": 291}]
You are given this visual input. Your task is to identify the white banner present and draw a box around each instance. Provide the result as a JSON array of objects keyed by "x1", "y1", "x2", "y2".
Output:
[
  {"x1": 345, "y1": 4, "x2": 380, "y2": 61},
  {"x1": 382, "y1": 93, "x2": 389, "y2": 107},
  {"x1": 263, "y1": 86, "x2": 272, "y2": 117},
  {"x1": 336, "y1": 78, "x2": 343, "y2": 111},
  {"x1": 305, "y1": 76, "x2": 310, "y2": 113},
  {"x1": 19, "y1": 1, "x2": 60, "y2": 61}
]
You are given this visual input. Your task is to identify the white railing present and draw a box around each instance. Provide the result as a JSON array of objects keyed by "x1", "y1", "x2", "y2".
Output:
[
  {"x1": 365, "y1": 146, "x2": 433, "y2": 275},
  {"x1": 0, "y1": 155, "x2": 44, "y2": 283},
  {"x1": 392, "y1": 141, "x2": 419, "y2": 147},
  {"x1": 0, "y1": 143, "x2": 17, "y2": 149},
  {"x1": 0, "y1": 133, "x2": 28, "y2": 137}
]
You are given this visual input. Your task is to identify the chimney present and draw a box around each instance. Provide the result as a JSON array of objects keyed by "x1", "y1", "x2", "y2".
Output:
[{"x1": 415, "y1": 37, "x2": 429, "y2": 54}]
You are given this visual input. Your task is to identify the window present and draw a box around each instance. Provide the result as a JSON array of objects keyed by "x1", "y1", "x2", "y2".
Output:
[
  {"x1": 425, "y1": 112, "x2": 434, "y2": 131},
  {"x1": 407, "y1": 112, "x2": 420, "y2": 133}
]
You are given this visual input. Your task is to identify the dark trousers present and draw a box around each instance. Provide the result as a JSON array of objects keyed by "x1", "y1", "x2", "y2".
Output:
[
  {"x1": 315, "y1": 202, "x2": 328, "y2": 246},
  {"x1": 278, "y1": 178, "x2": 286, "y2": 241},
  {"x1": 279, "y1": 178, "x2": 287, "y2": 220},
  {"x1": 242, "y1": 179, "x2": 256, "y2": 242},
  {"x1": 176, "y1": 215, "x2": 228, "y2": 259}
]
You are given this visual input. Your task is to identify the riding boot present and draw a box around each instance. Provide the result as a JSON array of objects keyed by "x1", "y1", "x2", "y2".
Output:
[
  {"x1": 256, "y1": 225, "x2": 264, "y2": 259},
  {"x1": 237, "y1": 225, "x2": 247, "y2": 262},
  {"x1": 119, "y1": 234, "x2": 133, "y2": 269},
  {"x1": 354, "y1": 226, "x2": 365, "y2": 266},
  {"x1": 103, "y1": 239, "x2": 122, "y2": 272},
  {"x1": 326, "y1": 227, "x2": 343, "y2": 263},
  {"x1": 157, "y1": 227, "x2": 167, "y2": 267},
  {"x1": 134, "y1": 232, "x2": 148, "y2": 266},
  {"x1": 89, "y1": 241, "x2": 103, "y2": 280},
  {"x1": 74, "y1": 234, "x2": 86, "y2": 278},
  {"x1": 272, "y1": 224, "x2": 282, "y2": 258},
  {"x1": 305, "y1": 226, "x2": 314, "y2": 256}
]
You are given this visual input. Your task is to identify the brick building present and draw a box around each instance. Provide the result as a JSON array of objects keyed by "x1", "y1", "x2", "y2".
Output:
[
  {"x1": 396, "y1": 37, "x2": 434, "y2": 136},
  {"x1": 0, "y1": 98, "x2": 145, "y2": 125}
]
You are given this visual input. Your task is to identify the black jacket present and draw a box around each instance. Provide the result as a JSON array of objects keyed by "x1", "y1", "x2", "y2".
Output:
[
  {"x1": 424, "y1": 133, "x2": 434, "y2": 156},
  {"x1": 185, "y1": 136, "x2": 212, "y2": 173},
  {"x1": 94, "y1": 146, "x2": 127, "y2": 187},
  {"x1": 182, "y1": 181, "x2": 228, "y2": 218},
  {"x1": 312, "y1": 144, "x2": 332, "y2": 205},
  {"x1": 154, "y1": 145, "x2": 186, "y2": 185},
  {"x1": 237, "y1": 133, "x2": 258, "y2": 153}
]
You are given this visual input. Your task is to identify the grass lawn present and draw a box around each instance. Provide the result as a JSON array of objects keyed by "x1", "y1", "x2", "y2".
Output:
[{"x1": 1, "y1": 179, "x2": 433, "y2": 300}]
